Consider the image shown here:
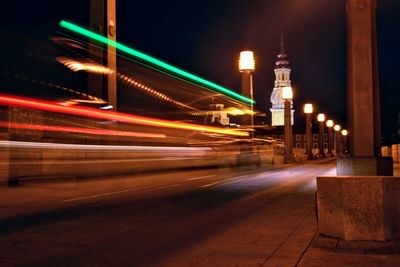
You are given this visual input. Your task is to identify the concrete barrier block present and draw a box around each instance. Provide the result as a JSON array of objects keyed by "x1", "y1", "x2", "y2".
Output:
[{"x1": 317, "y1": 176, "x2": 400, "y2": 241}]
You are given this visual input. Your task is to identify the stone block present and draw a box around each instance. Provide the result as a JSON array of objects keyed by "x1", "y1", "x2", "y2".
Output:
[
  {"x1": 337, "y1": 157, "x2": 393, "y2": 176},
  {"x1": 317, "y1": 176, "x2": 400, "y2": 241}
]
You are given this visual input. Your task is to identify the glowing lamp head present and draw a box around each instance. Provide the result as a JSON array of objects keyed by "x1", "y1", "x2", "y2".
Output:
[
  {"x1": 317, "y1": 113, "x2": 325, "y2": 122},
  {"x1": 303, "y1": 103, "x2": 313, "y2": 114},
  {"x1": 282, "y1": 86, "x2": 293, "y2": 100},
  {"x1": 326, "y1": 120, "x2": 334, "y2": 127},
  {"x1": 341, "y1": 129, "x2": 348, "y2": 136},
  {"x1": 333, "y1": 125, "x2": 341, "y2": 132},
  {"x1": 239, "y1": 51, "x2": 255, "y2": 72}
]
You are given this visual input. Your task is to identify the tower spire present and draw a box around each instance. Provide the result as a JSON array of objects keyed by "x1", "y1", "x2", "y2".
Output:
[
  {"x1": 276, "y1": 34, "x2": 289, "y2": 68},
  {"x1": 280, "y1": 33, "x2": 286, "y2": 55}
]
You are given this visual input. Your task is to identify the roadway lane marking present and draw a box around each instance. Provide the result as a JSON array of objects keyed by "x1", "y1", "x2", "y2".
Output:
[
  {"x1": 199, "y1": 174, "x2": 250, "y2": 188},
  {"x1": 185, "y1": 175, "x2": 216, "y2": 181},
  {"x1": 63, "y1": 188, "x2": 140, "y2": 202},
  {"x1": 62, "y1": 184, "x2": 182, "y2": 202},
  {"x1": 200, "y1": 181, "x2": 222, "y2": 188}
]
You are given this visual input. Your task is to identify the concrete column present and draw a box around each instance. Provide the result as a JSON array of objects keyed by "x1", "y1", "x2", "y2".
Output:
[
  {"x1": 338, "y1": 0, "x2": 392, "y2": 175},
  {"x1": 347, "y1": 0, "x2": 379, "y2": 157}
]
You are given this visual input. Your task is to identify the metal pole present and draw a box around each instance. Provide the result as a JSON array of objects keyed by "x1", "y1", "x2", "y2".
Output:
[
  {"x1": 318, "y1": 121, "x2": 325, "y2": 158},
  {"x1": 284, "y1": 99, "x2": 293, "y2": 162},
  {"x1": 241, "y1": 71, "x2": 254, "y2": 138},
  {"x1": 306, "y1": 113, "x2": 313, "y2": 159},
  {"x1": 328, "y1": 127, "x2": 333, "y2": 156}
]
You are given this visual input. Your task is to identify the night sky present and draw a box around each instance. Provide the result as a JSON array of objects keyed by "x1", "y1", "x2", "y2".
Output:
[{"x1": 1, "y1": 0, "x2": 399, "y2": 141}]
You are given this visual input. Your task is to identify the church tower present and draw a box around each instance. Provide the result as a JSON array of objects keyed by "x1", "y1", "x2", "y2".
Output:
[{"x1": 270, "y1": 35, "x2": 294, "y2": 126}]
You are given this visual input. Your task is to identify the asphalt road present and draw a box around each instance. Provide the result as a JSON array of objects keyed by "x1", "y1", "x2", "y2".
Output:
[{"x1": 0, "y1": 160, "x2": 336, "y2": 266}]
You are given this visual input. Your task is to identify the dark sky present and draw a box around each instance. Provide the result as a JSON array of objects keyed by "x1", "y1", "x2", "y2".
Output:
[{"x1": 1, "y1": 0, "x2": 399, "y2": 139}]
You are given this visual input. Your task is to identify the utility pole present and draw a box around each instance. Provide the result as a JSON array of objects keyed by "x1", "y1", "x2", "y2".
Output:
[{"x1": 89, "y1": 0, "x2": 117, "y2": 109}]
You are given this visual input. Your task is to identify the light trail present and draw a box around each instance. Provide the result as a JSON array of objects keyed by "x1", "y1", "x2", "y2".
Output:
[
  {"x1": 0, "y1": 94, "x2": 248, "y2": 136},
  {"x1": 59, "y1": 20, "x2": 254, "y2": 105},
  {"x1": 0, "y1": 122, "x2": 166, "y2": 139}
]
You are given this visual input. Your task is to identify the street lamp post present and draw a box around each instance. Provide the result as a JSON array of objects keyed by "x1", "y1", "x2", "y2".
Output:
[
  {"x1": 333, "y1": 124, "x2": 341, "y2": 155},
  {"x1": 317, "y1": 113, "x2": 326, "y2": 158},
  {"x1": 326, "y1": 119, "x2": 334, "y2": 156},
  {"x1": 341, "y1": 129, "x2": 349, "y2": 155},
  {"x1": 239, "y1": 51, "x2": 255, "y2": 139},
  {"x1": 283, "y1": 86, "x2": 294, "y2": 163},
  {"x1": 303, "y1": 103, "x2": 313, "y2": 159}
]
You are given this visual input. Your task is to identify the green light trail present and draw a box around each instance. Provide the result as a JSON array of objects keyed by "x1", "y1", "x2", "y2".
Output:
[{"x1": 59, "y1": 20, "x2": 254, "y2": 105}]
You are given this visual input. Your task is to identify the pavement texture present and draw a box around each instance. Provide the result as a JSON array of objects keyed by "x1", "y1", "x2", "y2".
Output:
[{"x1": 0, "y1": 161, "x2": 399, "y2": 267}]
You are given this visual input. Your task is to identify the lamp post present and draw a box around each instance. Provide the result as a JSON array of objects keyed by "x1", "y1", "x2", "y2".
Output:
[
  {"x1": 341, "y1": 129, "x2": 349, "y2": 155},
  {"x1": 239, "y1": 51, "x2": 255, "y2": 138},
  {"x1": 333, "y1": 124, "x2": 341, "y2": 155},
  {"x1": 326, "y1": 119, "x2": 334, "y2": 156},
  {"x1": 283, "y1": 86, "x2": 294, "y2": 162},
  {"x1": 303, "y1": 103, "x2": 313, "y2": 159},
  {"x1": 317, "y1": 113, "x2": 326, "y2": 158}
]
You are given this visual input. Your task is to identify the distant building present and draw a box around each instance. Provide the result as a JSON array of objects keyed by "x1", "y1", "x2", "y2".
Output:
[
  {"x1": 270, "y1": 35, "x2": 294, "y2": 126},
  {"x1": 206, "y1": 103, "x2": 229, "y2": 126}
]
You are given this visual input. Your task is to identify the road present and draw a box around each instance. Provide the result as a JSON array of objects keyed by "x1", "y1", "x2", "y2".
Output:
[{"x1": 0, "y1": 160, "x2": 336, "y2": 266}]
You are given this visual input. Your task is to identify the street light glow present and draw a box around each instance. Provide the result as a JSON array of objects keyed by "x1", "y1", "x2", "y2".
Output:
[
  {"x1": 326, "y1": 120, "x2": 334, "y2": 127},
  {"x1": 282, "y1": 86, "x2": 293, "y2": 100},
  {"x1": 334, "y1": 125, "x2": 341, "y2": 131},
  {"x1": 341, "y1": 129, "x2": 348, "y2": 136},
  {"x1": 303, "y1": 103, "x2": 313, "y2": 114},
  {"x1": 239, "y1": 51, "x2": 255, "y2": 72},
  {"x1": 59, "y1": 20, "x2": 255, "y2": 105},
  {"x1": 317, "y1": 113, "x2": 325, "y2": 122}
]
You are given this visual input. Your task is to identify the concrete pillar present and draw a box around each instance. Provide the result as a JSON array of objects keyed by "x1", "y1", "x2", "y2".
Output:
[
  {"x1": 347, "y1": 0, "x2": 379, "y2": 157},
  {"x1": 338, "y1": 0, "x2": 392, "y2": 175}
]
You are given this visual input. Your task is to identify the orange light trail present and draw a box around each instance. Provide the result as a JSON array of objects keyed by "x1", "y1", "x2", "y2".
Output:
[
  {"x1": 0, "y1": 94, "x2": 247, "y2": 136},
  {"x1": 0, "y1": 122, "x2": 166, "y2": 139}
]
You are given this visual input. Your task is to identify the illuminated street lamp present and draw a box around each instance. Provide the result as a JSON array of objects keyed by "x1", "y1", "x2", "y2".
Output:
[
  {"x1": 303, "y1": 103, "x2": 314, "y2": 159},
  {"x1": 317, "y1": 113, "x2": 326, "y2": 158},
  {"x1": 326, "y1": 119, "x2": 334, "y2": 156},
  {"x1": 283, "y1": 86, "x2": 294, "y2": 162},
  {"x1": 341, "y1": 129, "x2": 349, "y2": 155},
  {"x1": 239, "y1": 51, "x2": 255, "y2": 138},
  {"x1": 333, "y1": 124, "x2": 341, "y2": 155}
]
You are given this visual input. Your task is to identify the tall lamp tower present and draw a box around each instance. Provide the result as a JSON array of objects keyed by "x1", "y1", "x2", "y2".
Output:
[
  {"x1": 239, "y1": 51, "x2": 255, "y2": 138},
  {"x1": 283, "y1": 86, "x2": 294, "y2": 162},
  {"x1": 304, "y1": 103, "x2": 314, "y2": 159},
  {"x1": 317, "y1": 113, "x2": 326, "y2": 158}
]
